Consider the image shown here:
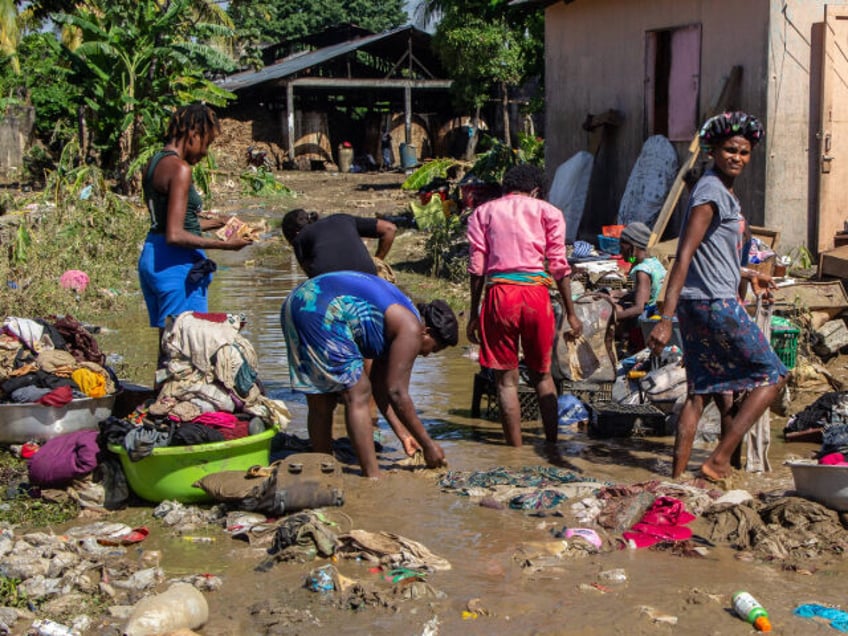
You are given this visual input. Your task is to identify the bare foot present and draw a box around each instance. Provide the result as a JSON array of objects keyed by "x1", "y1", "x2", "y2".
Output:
[
  {"x1": 422, "y1": 442, "x2": 447, "y2": 469},
  {"x1": 699, "y1": 461, "x2": 730, "y2": 482},
  {"x1": 698, "y1": 461, "x2": 736, "y2": 489}
]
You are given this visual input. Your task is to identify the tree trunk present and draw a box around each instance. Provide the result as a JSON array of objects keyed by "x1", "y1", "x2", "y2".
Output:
[
  {"x1": 77, "y1": 105, "x2": 88, "y2": 162},
  {"x1": 464, "y1": 105, "x2": 481, "y2": 161},
  {"x1": 501, "y1": 81, "x2": 511, "y2": 148}
]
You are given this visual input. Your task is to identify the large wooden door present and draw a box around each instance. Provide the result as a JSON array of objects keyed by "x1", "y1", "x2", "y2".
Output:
[{"x1": 818, "y1": 5, "x2": 848, "y2": 253}]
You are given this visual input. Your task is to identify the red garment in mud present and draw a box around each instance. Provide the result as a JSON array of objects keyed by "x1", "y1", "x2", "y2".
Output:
[{"x1": 622, "y1": 496, "x2": 695, "y2": 548}]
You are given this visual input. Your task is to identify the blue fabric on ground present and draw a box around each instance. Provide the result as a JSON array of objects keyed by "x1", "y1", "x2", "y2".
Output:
[{"x1": 794, "y1": 604, "x2": 848, "y2": 632}]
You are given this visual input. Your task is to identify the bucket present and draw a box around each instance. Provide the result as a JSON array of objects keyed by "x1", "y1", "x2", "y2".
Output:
[
  {"x1": 338, "y1": 145, "x2": 353, "y2": 173},
  {"x1": 400, "y1": 143, "x2": 418, "y2": 169}
]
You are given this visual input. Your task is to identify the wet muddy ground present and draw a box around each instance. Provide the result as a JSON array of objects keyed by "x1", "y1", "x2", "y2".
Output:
[{"x1": 79, "y1": 171, "x2": 848, "y2": 635}]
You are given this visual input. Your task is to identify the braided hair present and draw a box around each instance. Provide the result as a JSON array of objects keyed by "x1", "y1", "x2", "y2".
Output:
[
  {"x1": 699, "y1": 111, "x2": 764, "y2": 150},
  {"x1": 165, "y1": 103, "x2": 221, "y2": 143}
]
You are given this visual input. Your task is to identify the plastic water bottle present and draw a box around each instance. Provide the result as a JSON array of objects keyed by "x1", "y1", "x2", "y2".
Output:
[
  {"x1": 732, "y1": 591, "x2": 772, "y2": 632},
  {"x1": 123, "y1": 582, "x2": 209, "y2": 636}
]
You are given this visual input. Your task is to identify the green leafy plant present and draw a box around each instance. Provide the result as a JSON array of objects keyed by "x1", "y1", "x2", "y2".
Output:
[
  {"x1": 468, "y1": 137, "x2": 519, "y2": 184},
  {"x1": 423, "y1": 212, "x2": 465, "y2": 281},
  {"x1": 517, "y1": 133, "x2": 544, "y2": 169},
  {"x1": 12, "y1": 224, "x2": 30, "y2": 265},
  {"x1": 787, "y1": 245, "x2": 814, "y2": 271},
  {"x1": 0, "y1": 576, "x2": 30, "y2": 610},
  {"x1": 401, "y1": 158, "x2": 463, "y2": 191},
  {"x1": 239, "y1": 166, "x2": 294, "y2": 196}
]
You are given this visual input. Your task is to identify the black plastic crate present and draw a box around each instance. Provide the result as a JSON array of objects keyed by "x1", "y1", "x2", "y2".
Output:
[{"x1": 588, "y1": 402, "x2": 667, "y2": 438}]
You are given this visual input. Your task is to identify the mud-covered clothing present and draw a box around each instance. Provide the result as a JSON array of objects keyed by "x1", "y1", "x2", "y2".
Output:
[
  {"x1": 143, "y1": 150, "x2": 203, "y2": 236},
  {"x1": 138, "y1": 150, "x2": 209, "y2": 327},
  {"x1": 679, "y1": 169, "x2": 744, "y2": 300},
  {"x1": 281, "y1": 272, "x2": 418, "y2": 393},
  {"x1": 292, "y1": 214, "x2": 380, "y2": 277}
]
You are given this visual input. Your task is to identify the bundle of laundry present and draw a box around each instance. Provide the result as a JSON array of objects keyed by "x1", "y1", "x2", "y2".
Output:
[
  {"x1": 0, "y1": 315, "x2": 115, "y2": 403},
  {"x1": 108, "y1": 311, "x2": 290, "y2": 460}
]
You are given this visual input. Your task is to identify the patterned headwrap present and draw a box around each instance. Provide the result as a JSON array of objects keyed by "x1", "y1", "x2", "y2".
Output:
[{"x1": 699, "y1": 111, "x2": 764, "y2": 150}]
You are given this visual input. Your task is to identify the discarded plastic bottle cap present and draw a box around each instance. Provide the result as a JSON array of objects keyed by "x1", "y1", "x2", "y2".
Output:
[{"x1": 754, "y1": 616, "x2": 772, "y2": 632}]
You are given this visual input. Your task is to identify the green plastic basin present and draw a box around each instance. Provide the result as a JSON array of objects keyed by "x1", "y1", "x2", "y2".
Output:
[{"x1": 108, "y1": 425, "x2": 277, "y2": 504}]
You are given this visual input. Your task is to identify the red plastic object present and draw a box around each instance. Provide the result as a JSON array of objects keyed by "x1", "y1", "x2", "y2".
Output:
[
  {"x1": 602, "y1": 224, "x2": 625, "y2": 238},
  {"x1": 20, "y1": 442, "x2": 39, "y2": 459}
]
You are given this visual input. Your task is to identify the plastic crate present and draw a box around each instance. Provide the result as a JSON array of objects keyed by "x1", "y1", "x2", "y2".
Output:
[
  {"x1": 471, "y1": 372, "x2": 544, "y2": 421},
  {"x1": 597, "y1": 235, "x2": 621, "y2": 254},
  {"x1": 484, "y1": 386, "x2": 540, "y2": 421},
  {"x1": 771, "y1": 327, "x2": 799, "y2": 369},
  {"x1": 588, "y1": 402, "x2": 667, "y2": 438}
]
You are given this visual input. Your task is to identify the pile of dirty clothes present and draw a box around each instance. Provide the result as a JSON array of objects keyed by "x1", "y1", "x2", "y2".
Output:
[
  {"x1": 784, "y1": 391, "x2": 848, "y2": 463},
  {"x1": 100, "y1": 311, "x2": 289, "y2": 459},
  {"x1": 1, "y1": 315, "x2": 116, "y2": 404}
]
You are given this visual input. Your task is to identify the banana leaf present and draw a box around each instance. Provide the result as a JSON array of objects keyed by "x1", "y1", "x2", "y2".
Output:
[{"x1": 401, "y1": 158, "x2": 461, "y2": 191}]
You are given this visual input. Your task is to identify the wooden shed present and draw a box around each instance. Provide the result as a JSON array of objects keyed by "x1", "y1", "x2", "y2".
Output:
[{"x1": 216, "y1": 24, "x2": 458, "y2": 171}]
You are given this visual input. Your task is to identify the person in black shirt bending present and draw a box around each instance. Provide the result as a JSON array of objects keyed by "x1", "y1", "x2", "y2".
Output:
[{"x1": 282, "y1": 209, "x2": 396, "y2": 278}]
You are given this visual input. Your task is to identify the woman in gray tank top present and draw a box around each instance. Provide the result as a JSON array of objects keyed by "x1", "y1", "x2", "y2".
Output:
[{"x1": 647, "y1": 112, "x2": 787, "y2": 482}]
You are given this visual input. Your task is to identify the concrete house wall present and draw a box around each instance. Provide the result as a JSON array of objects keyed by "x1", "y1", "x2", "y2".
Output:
[{"x1": 545, "y1": 0, "x2": 829, "y2": 251}]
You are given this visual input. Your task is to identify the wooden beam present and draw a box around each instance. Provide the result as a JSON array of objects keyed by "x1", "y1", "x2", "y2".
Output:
[
  {"x1": 286, "y1": 82, "x2": 295, "y2": 162},
  {"x1": 289, "y1": 77, "x2": 452, "y2": 89},
  {"x1": 648, "y1": 65, "x2": 743, "y2": 248}
]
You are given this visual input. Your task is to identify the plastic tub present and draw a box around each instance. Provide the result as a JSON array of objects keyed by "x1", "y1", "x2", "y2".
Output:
[
  {"x1": 0, "y1": 394, "x2": 115, "y2": 444},
  {"x1": 787, "y1": 461, "x2": 848, "y2": 511},
  {"x1": 108, "y1": 425, "x2": 278, "y2": 503}
]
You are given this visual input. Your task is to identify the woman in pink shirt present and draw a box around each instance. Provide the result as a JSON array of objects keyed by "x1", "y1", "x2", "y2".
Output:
[{"x1": 466, "y1": 164, "x2": 582, "y2": 446}]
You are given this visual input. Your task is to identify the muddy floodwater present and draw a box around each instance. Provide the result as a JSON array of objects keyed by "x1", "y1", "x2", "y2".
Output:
[{"x1": 91, "y1": 215, "x2": 846, "y2": 636}]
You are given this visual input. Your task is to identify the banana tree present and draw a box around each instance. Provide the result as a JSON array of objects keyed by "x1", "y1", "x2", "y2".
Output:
[{"x1": 53, "y1": 0, "x2": 235, "y2": 192}]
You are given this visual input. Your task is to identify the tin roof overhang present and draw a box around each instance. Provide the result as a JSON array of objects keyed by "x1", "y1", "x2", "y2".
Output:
[{"x1": 216, "y1": 25, "x2": 450, "y2": 93}]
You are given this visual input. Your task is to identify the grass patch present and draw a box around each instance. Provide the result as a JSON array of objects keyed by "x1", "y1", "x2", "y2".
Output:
[
  {"x1": 0, "y1": 451, "x2": 79, "y2": 527},
  {"x1": 0, "y1": 167, "x2": 148, "y2": 320}
]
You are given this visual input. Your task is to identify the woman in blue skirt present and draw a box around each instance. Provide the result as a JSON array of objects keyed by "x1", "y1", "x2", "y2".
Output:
[{"x1": 647, "y1": 112, "x2": 787, "y2": 481}]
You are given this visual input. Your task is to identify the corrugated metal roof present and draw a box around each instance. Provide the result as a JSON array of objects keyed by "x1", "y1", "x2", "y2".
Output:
[{"x1": 217, "y1": 24, "x2": 433, "y2": 93}]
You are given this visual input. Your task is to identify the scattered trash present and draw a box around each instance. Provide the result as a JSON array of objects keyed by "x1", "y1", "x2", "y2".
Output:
[
  {"x1": 123, "y1": 582, "x2": 209, "y2": 636},
  {"x1": 639, "y1": 605, "x2": 678, "y2": 626},
  {"x1": 598, "y1": 568, "x2": 628, "y2": 583},
  {"x1": 97, "y1": 527, "x2": 149, "y2": 546},
  {"x1": 181, "y1": 536, "x2": 215, "y2": 544},
  {"x1": 732, "y1": 591, "x2": 772, "y2": 632},
  {"x1": 563, "y1": 528, "x2": 603, "y2": 548},
  {"x1": 78, "y1": 184, "x2": 93, "y2": 200},
  {"x1": 30, "y1": 618, "x2": 78, "y2": 636},
  {"x1": 793, "y1": 603, "x2": 848, "y2": 632},
  {"x1": 305, "y1": 564, "x2": 337, "y2": 593},
  {"x1": 58, "y1": 269, "x2": 90, "y2": 294}
]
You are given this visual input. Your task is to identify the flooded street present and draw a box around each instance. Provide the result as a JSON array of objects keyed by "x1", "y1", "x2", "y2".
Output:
[{"x1": 87, "y1": 198, "x2": 846, "y2": 635}]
